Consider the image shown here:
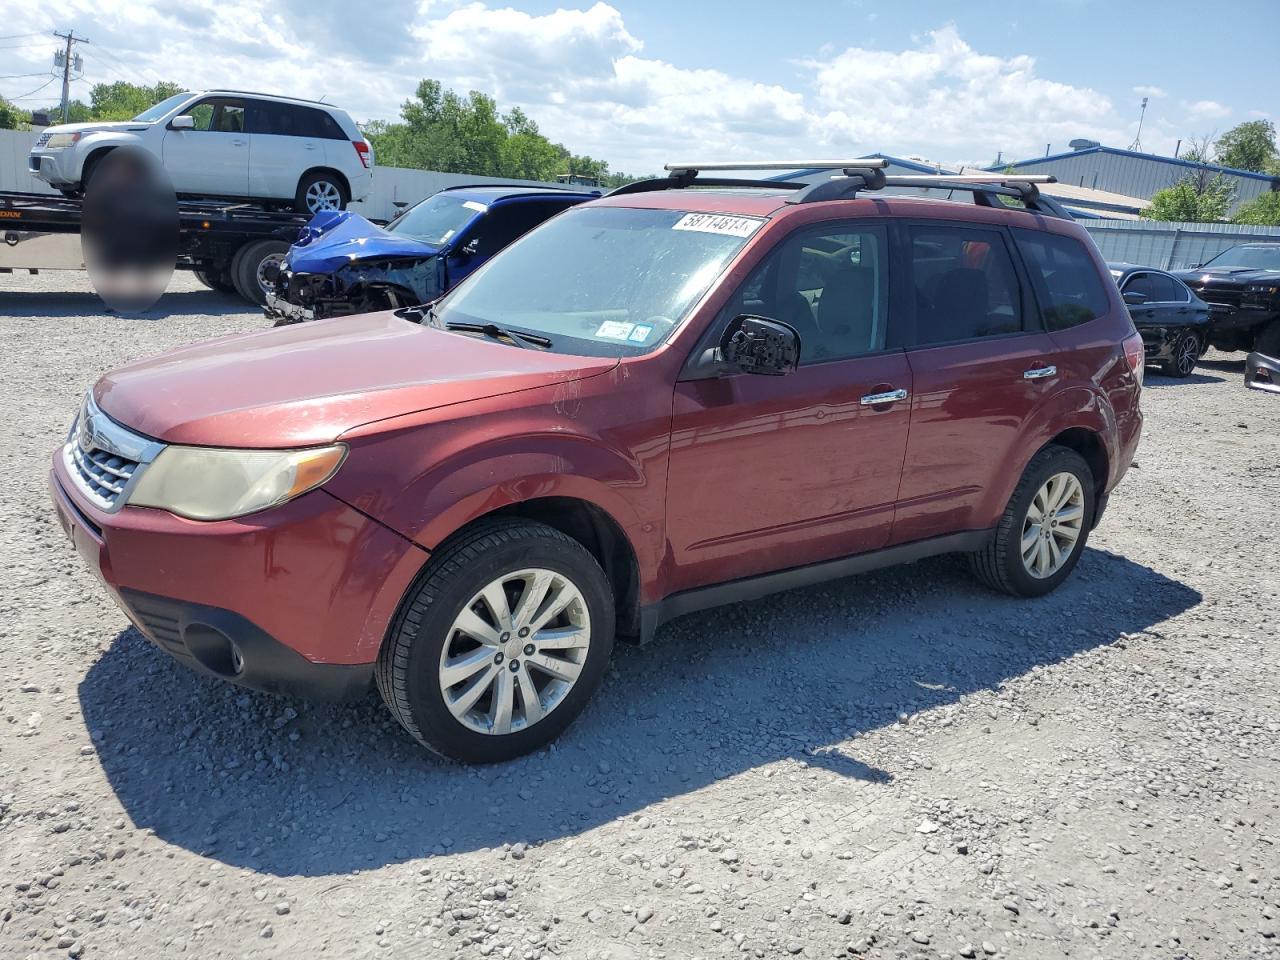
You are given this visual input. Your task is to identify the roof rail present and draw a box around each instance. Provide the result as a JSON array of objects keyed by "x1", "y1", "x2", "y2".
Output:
[
  {"x1": 787, "y1": 171, "x2": 1069, "y2": 218},
  {"x1": 663, "y1": 159, "x2": 890, "y2": 174}
]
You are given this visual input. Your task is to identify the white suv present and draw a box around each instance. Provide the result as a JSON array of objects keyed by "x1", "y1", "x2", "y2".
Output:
[{"x1": 29, "y1": 90, "x2": 373, "y2": 213}]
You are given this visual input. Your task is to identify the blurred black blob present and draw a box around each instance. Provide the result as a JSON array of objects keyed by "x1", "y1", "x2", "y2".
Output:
[{"x1": 82, "y1": 147, "x2": 178, "y2": 313}]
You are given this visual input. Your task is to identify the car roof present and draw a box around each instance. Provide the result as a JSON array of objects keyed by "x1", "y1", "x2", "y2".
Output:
[
  {"x1": 591, "y1": 187, "x2": 1095, "y2": 234},
  {"x1": 1108, "y1": 262, "x2": 1172, "y2": 276},
  {"x1": 440, "y1": 185, "x2": 601, "y2": 203},
  {"x1": 200, "y1": 90, "x2": 346, "y2": 111}
]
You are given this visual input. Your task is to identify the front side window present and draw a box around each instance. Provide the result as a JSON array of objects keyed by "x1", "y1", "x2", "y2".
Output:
[
  {"x1": 182, "y1": 99, "x2": 244, "y2": 133},
  {"x1": 435, "y1": 206, "x2": 755, "y2": 357},
  {"x1": 713, "y1": 222, "x2": 889, "y2": 363},
  {"x1": 907, "y1": 224, "x2": 1024, "y2": 345},
  {"x1": 1013, "y1": 228, "x2": 1111, "y2": 330},
  {"x1": 1125, "y1": 272, "x2": 1185, "y2": 303}
]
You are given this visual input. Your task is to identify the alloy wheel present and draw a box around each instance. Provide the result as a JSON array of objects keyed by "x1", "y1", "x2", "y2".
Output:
[
  {"x1": 438, "y1": 568, "x2": 591, "y2": 735},
  {"x1": 255, "y1": 253, "x2": 286, "y2": 296},
  {"x1": 1175, "y1": 333, "x2": 1199, "y2": 376},
  {"x1": 305, "y1": 180, "x2": 343, "y2": 212},
  {"x1": 1020, "y1": 472, "x2": 1085, "y2": 579}
]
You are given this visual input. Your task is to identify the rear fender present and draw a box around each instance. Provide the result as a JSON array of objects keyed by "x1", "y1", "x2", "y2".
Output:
[{"x1": 974, "y1": 384, "x2": 1115, "y2": 528}]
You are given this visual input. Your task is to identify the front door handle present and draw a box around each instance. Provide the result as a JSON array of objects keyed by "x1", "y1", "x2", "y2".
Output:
[
  {"x1": 231, "y1": 138, "x2": 246, "y2": 146},
  {"x1": 860, "y1": 388, "x2": 909, "y2": 406},
  {"x1": 1023, "y1": 365, "x2": 1057, "y2": 380}
]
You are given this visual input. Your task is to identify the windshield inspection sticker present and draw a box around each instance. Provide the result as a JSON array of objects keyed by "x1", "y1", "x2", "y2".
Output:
[
  {"x1": 462, "y1": 200, "x2": 488, "y2": 212},
  {"x1": 673, "y1": 213, "x2": 763, "y2": 238},
  {"x1": 596, "y1": 320, "x2": 636, "y2": 340},
  {"x1": 628, "y1": 324, "x2": 653, "y2": 342}
]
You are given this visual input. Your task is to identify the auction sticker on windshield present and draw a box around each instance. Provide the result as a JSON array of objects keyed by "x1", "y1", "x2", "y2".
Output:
[{"x1": 672, "y1": 213, "x2": 763, "y2": 238}]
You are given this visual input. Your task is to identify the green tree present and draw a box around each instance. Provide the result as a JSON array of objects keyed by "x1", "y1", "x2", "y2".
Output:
[
  {"x1": 366, "y1": 77, "x2": 643, "y2": 185},
  {"x1": 1215, "y1": 120, "x2": 1278, "y2": 173},
  {"x1": 1232, "y1": 191, "x2": 1280, "y2": 226},
  {"x1": 1145, "y1": 175, "x2": 1234, "y2": 222},
  {"x1": 87, "y1": 81, "x2": 184, "y2": 120},
  {"x1": 0, "y1": 95, "x2": 31, "y2": 130}
]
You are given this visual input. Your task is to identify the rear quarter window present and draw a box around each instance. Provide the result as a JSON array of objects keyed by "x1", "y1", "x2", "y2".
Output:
[{"x1": 1012, "y1": 228, "x2": 1111, "y2": 331}]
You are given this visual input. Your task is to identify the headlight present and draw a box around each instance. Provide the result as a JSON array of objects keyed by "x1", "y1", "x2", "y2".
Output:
[
  {"x1": 128, "y1": 444, "x2": 346, "y2": 520},
  {"x1": 1245, "y1": 284, "x2": 1279, "y2": 296},
  {"x1": 43, "y1": 132, "x2": 82, "y2": 150}
]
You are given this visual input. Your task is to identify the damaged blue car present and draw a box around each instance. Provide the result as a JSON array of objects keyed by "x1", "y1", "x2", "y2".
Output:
[{"x1": 262, "y1": 184, "x2": 598, "y2": 323}]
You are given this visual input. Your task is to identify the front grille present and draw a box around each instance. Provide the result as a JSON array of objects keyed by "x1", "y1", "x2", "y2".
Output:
[
  {"x1": 34, "y1": 132, "x2": 50, "y2": 147},
  {"x1": 1185, "y1": 280, "x2": 1241, "y2": 311},
  {"x1": 68, "y1": 442, "x2": 140, "y2": 510},
  {"x1": 61, "y1": 394, "x2": 164, "y2": 513}
]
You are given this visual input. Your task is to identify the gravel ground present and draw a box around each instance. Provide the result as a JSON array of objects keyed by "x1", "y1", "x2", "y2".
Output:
[{"x1": 2, "y1": 271, "x2": 1279, "y2": 960}]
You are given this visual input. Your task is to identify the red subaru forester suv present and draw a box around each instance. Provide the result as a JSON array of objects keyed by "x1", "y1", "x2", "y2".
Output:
[{"x1": 50, "y1": 161, "x2": 1143, "y2": 763}]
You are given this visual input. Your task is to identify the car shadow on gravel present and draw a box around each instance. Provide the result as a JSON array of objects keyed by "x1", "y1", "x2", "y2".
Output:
[
  {"x1": 1144, "y1": 371, "x2": 1227, "y2": 387},
  {"x1": 78, "y1": 546, "x2": 1199, "y2": 878},
  {"x1": 0, "y1": 288, "x2": 251, "y2": 319}
]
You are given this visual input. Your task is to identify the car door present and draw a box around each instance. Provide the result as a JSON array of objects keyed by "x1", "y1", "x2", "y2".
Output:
[
  {"x1": 1120, "y1": 270, "x2": 1165, "y2": 326},
  {"x1": 664, "y1": 221, "x2": 913, "y2": 593},
  {"x1": 246, "y1": 101, "x2": 326, "y2": 200},
  {"x1": 891, "y1": 221, "x2": 1065, "y2": 545},
  {"x1": 161, "y1": 97, "x2": 249, "y2": 197}
]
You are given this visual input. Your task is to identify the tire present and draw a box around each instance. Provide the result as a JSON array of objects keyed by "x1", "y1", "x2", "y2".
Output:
[
  {"x1": 1166, "y1": 330, "x2": 1201, "y2": 378},
  {"x1": 969, "y1": 445, "x2": 1095, "y2": 598},
  {"x1": 228, "y1": 239, "x2": 290, "y2": 306},
  {"x1": 294, "y1": 171, "x2": 348, "y2": 214},
  {"x1": 376, "y1": 519, "x2": 615, "y2": 763},
  {"x1": 193, "y1": 268, "x2": 238, "y2": 294}
]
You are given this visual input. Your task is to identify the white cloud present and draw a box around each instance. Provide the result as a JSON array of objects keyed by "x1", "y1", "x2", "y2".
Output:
[
  {"x1": 1183, "y1": 99, "x2": 1232, "y2": 120},
  {"x1": 1133, "y1": 85, "x2": 1167, "y2": 99},
  {"x1": 0, "y1": 6, "x2": 1243, "y2": 172}
]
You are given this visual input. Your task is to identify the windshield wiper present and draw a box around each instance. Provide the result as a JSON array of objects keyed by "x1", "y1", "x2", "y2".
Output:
[{"x1": 443, "y1": 321, "x2": 551, "y2": 349}]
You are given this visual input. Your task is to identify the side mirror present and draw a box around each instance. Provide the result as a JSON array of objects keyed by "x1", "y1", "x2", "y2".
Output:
[
  {"x1": 1122, "y1": 290, "x2": 1148, "y2": 306},
  {"x1": 720, "y1": 314, "x2": 800, "y2": 376},
  {"x1": 169, "y1": 115, "x2": 195, "y2": 130}
]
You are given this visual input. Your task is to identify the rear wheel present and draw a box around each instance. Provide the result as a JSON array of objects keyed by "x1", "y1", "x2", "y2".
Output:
[
  {"x1": 376, "y1": 519, "x2": 615, "y2": 763},
  {"x1": 229, "y1": 239, "x2": 290, "y2": 306},
  {"x1": 294, "y1": 171, "x2": 348, "y2": 214},
  {"x1": 970, "y1": 445, "x2": 1095, "y2": 598},
  {"x1": 1167, "y1": 330, "x2": 1201, "y2": 378}
]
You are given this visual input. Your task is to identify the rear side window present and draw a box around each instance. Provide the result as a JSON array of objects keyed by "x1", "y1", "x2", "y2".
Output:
[
  {"x1": 1013, "y1": 229, "x2": 1111, "y2": 330},
  {"x1": 249, "y1": 102, "x2": 348, "y2": 140},
  {"x1": 906, "y1": 224, "x2": 1024, "y2": 346}
]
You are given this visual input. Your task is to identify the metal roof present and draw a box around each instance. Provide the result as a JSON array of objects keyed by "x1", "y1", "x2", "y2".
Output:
[{"x1": 995, "y1": 145, "x2": 1280, "y2": 184}]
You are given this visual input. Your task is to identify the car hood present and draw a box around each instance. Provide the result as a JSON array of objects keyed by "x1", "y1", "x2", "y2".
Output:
[
  {"x1": 39, "y1": 121, "x2": 147, "y2": 137},
  {"x1": 1173, "y1": 266, "x2": 1280, "y2": 285},
  {"x1": 93, "y1": 311, "x2": 618, "y2": 447},
  {"x1": 287, "y1": 210, "x2": 443, "y2": 275}
]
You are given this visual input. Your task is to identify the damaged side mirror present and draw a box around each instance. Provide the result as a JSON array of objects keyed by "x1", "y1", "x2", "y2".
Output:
[{"x1": 720, "y1": 315, "x2": 800, "y2": 376}]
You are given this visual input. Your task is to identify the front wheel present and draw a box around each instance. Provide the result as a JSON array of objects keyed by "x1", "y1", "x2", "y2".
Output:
[
  {"x1": 970, "y1": 445, "x2": 1095, "y2": 598},
  {"x1": 1167, "y1": 330, "x2": 1201, "y2": 378},
  {"x1": 376, "y1": 519, "x2": 615, "y2": 763}
]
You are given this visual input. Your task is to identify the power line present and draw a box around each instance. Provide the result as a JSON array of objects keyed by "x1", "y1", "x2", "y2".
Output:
[
  {"x1": 0, "y1": 72, "x2": 50, "y2": 80},
  {"x1": 0, "y1": 32, "x2": 46, "y2": 41},
  {"x1": 10, "y1": 76, "x2": 57, "y2": 101}
]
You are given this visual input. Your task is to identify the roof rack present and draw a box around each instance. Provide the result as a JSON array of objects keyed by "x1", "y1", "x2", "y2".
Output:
[
  {"x1": 606, "y1": 160, "x2": 1070, "y2": 219},
  {"x1": 606, "y1": 160, "x2": 886, "y2": 198}
]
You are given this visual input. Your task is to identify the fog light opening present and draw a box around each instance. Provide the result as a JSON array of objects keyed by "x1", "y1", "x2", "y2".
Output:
[{"x1": 183, "y1": 623, "x2": 245, "y2": 678}]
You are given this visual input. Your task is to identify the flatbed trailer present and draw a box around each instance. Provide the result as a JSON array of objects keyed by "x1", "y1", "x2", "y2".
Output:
[{"x1": 0, "y1": 190, "x2": 312, "y2": 306}]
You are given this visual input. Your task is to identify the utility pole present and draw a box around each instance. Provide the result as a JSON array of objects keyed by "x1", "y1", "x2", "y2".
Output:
[
  {"x1": 1128, "y1": 97, "x2": 1148, "y2": 153},
  {"x1": 53, "y1": 30, "x2": 88, "y2": 123}
]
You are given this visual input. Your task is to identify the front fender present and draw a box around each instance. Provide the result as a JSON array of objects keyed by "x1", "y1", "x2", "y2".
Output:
[{"x1": 973, "y1": 383, "x2": 1116, "y2": 528}]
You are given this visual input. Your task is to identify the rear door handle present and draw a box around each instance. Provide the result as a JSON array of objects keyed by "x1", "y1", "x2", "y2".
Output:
[
  {"x1": 860, "y1": 388, "x2": 908, "y2": 406},
  {"x1": 1023, "y1": 365, "x2": 1057, "y2": 380},
  {"x1": 231, "y1": 138, "x2": 246, "y2": 146}
]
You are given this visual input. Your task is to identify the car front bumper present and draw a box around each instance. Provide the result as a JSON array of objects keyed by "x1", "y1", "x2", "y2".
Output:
[
  {"x1": 49, "y1": 455, "x2": 427, "y2": 700},
  {"x1": 264, "y1": 292, "x2": 315, "y2": 323},
  {"x1": 27, "y1": 148, "x2": 78, "y2": 186},
  {"x1": 1245, "y1": 352, "x2": 1280, "y2": 394}
]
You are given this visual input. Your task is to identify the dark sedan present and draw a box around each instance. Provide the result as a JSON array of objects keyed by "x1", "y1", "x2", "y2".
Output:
[{"x1": 1109, "y1": 263, "x2": 1211, "y2": 378}]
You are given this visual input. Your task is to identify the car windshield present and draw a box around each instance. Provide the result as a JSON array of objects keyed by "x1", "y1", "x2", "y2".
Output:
[
  {"x1": 388, "y1": 194, "x2": 484, "y2": 246},
  {"x1": 132, "y1": 93, "x2": 193, "y2": 123},
  {"x1": 434, "y1": 205, "x2": 759, "y2": 357},
  {"x1": 1201, "y1": 245, "x2": 1280, "y2": 271}
]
